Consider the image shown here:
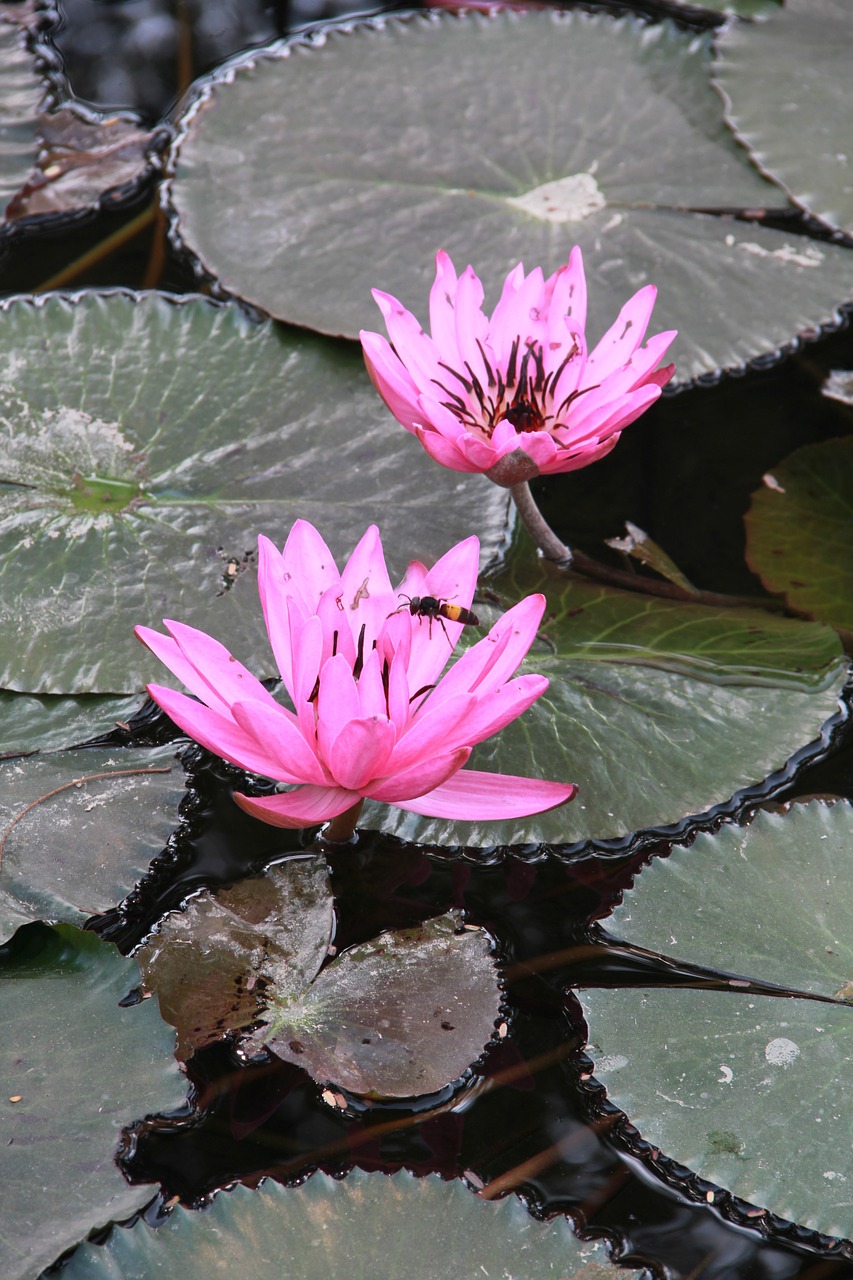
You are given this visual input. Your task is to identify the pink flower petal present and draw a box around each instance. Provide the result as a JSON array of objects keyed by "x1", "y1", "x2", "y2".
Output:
[
  {"x1": 393, "y1": 769, "x2": 577, "y2": 819},
  {"x1": 428, "y1": 249, "x2": 461, "y2": 363},
  {"x1": 234, "y1": 784, "x2": 361, "y2": 828},
  {"x1": 367, "y1": 747, "x2": 471, "y2": 804},
  {"x1": 316, "y1": 652, "x2": 359, "y2": 765},
  {"x1": 165, "y1": 620, "x2": 279, "y2": 710},
  {"x1": 135, "y1": 625, "x2": 230, "y2": 714},
  {"x1": 360, "y1": 330, "x2": 423, "y2": 433},
  {"x1": 146, "y1": 683, "x2": 296, "y2": 780},
  {"x1": 585, "y1": 284, "x2": 658, "y2": 380},
  {"x1": 257, "y1": 534, "x2": 296, "y2": 694},
  {"x1": 372, "y1": 289, "x2": 442, "y2": 389},
  {"x1": 425, "y1": 595, "x2": 546, "y2": 706},
  {"x1": 389, "y1": 691, "x2": 478, "y2": 774},
  {"x1": 281, "y1": 519, "x2": 341, "y2": 613},
  {"x1": 327, "y1": 715, "x2": 397, "y2": 791},
  {"x1": 230, "y1": 697, "x2": 331, "y2": 786},
  {"x1": 338, "y1": 524, "x2": 396, "y2": 649},
  {"x1": 414, "y1": 424, "x2": 484, "y2": 473}
]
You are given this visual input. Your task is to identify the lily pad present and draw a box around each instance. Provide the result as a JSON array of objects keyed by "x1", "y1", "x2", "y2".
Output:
[
  {"x1": 0, "y1": 291, "x2": 508, "y2": 694},
  {"x1": 58, "y1": 1169, "x2": 618, "y2": 1280},
  {"x1": 0, "y1": 690, "x2": 144, "y2": 758},
  {"x1": 138, "y1": 856, "x2": 334, "y2": 1061},
  {"x1": 714, "y1": 0, "x2": 853, "y2": 237},
  {"x1": 253, "y1": 912, "x2": 502, "y2": 1099},
  {"x1": 0, "y1": 3, "x2": 45, "y2": 218},
  {"x1": 367, "y1": 562, "x2": 847, "y2": 850},
  {"x1": 0, "y1": 744, "x2": 185, "y2": 943},
  {"x1": 166, "y1": 8, "x2": 853, "y2": 385},
  {"x1": 744, "y1": 437, "x2": 853, "y2": 634},
  {"x1": 580, "y1": 801, "x2": 853, "y2": 1240},
  {"x1": 0, "y1": 923, "x2": 186, "y2": 1280}
]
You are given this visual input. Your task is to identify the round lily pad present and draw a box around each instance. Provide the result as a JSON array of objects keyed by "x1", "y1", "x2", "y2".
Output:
[
  {"x1": 254, "y1": 912, "x2": 502, "y2": 1099},
  {"x1": 714, "y1": 0, "x2": 853, "y2": 237},
  {"x1": 744, "y1": 436, "x2": 853, "y2": 634},
  {"x1": 367, "y1": 564, "x2": 847, "y2": 851},
  {"x1": 166, "y1": 8, "x2": 853, "y2": 385},
  {"x1": 0, "y1": 6, "x2": 45, "y2": 218},
  {"x1": 0, "y1": 291, "x2": 508, "y2": 694},
  {"x1": 0, "y1": 744, "x2": 184, "y2": 943},
  {"x1": 0, "y1": 923, "x2": 186, "y2": 1280},
  {"x1": 58, "y1": 1169, "x2": 617, "y2": 1280},
  {"x1": 138, "y1": 856, "x2": 334, "y2": 1061},
  {"x1": 580, "y1": 801, "x2": 853, "y2": 1240}
]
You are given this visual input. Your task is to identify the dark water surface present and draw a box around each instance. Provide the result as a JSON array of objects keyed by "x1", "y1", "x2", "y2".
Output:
[{"x1": 9, "y1": 1, "x2": 853, "y2": 1277}]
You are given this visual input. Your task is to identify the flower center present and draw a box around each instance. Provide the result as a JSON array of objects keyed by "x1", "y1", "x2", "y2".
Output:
[{"x1": 433, "y1": 335, "x2": 592, "y2": 439}]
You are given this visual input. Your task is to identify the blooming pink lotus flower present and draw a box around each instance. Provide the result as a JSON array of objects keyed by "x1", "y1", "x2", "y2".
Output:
[
  {"x1": 360, "y1": 247, "x2": 677, "y2": 488},
  {"x1": 135, "y1": 521, "x2": 576, "y2": 831}
]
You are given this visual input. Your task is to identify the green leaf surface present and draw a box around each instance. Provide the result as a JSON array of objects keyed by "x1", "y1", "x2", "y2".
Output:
[
  {"x1": 254, "y1": 912, "x2": 502, "y2": 1099},
  {"x1": 0, "y1": 690, "x2": 144, "y2": 758},
  {"x1": 0, "y1": 924, "x2": 186, "y2": 1280},
  {"x1": 59, "y1": 1168, "x2": 618, "y2": 1280},
  {"x1": 714, "y1": 0, "x2": 853, "y2": 236},
  {"x1": 166, "y1": 9, "x2": 853, "y2": 385},
  {"x1": 138, "y1": 856, "x2": 334, "y2": 1061},
  {"x1": 673, "y1": 0, "x2": 779, "y2": 13},
  {"x1": 744, "y1": 437, "x2": 853, "y2": 634},
  {"x1": 0, "y1": 291, "x2": 508, "y2": 694},
  {"x1": 580, "y1": 801, "x2": 853, "y2": 1239},
  {"x1": 0, "y1": 744, "x2": 184, "y2": 943},
  {"x1": 368, "y1": 563, "x2": 846, "y2": 850},
  {"x1": 0, "y1": 6, "x2": 43, "y2": 217}
]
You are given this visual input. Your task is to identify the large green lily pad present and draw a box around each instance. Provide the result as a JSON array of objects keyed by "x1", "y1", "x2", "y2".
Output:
[
  {"x1": 166, "y1": 9, "x2": 853, "y2": 385},
  {"x1": 367, "y1": 562, "x2": 847, "y2": 850},
  {"x1": 0, "y1": 923, "x2": 186, "y2": 1280},
  {"x1": 580, "y1": 801, "x2": 853, "y2": 1240},
  {"x1": 714, "y1": 0, "x2": 853, "y2": 237},
  {"x1": 58, "y1": 1169, "x2": 618, "y2": 1280},
  {"x1": 744, "y1": 436, "x2": 853, "y2": 634},
  {"x1": 0, "y1": 744, "x2": 184, "y2": 943},
  {"x1": 0, "y1": 291, "x2": 508, "y2": 694}
]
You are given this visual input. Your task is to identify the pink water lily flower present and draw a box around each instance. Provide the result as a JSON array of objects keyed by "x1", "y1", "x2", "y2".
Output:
[
  {"x1": 360, "y1": 247, "x2": 676, "y2": 489},
  {"x1": 135, "y1": 521, "x2": 576, "y2": 833}
]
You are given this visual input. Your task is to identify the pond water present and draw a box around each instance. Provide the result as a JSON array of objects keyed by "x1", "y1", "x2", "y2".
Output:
[{"x1": 4, "y1": 1, "x2": 853, "y2": 1278}]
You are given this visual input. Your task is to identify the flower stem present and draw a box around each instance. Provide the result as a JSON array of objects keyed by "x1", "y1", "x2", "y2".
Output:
[
  {"x1": 510, "y1": 481, "x2": 573, "y2": 567},
  {"x1": 323, "y1": 799, "x2": 364, "y2": 843},
  {"x1": 510, "y1": 481, "x2": 785, "y2": 612}
]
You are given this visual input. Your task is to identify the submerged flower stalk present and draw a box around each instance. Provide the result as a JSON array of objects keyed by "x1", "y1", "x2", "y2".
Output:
[
  {"x1": 361, "y1": 248, "x2": 676, "y2": 564},
  {"x1": 136, "y1": 521, "x2": 576, "y2": 832}
]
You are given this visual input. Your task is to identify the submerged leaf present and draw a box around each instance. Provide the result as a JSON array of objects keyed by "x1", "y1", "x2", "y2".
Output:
[
  {"x1": 0, "y1": 923, "x2": 185, "y2": 1280},
  {"x1": 0, "y1": 690, "x2": 144, "y2": 758},
  {"x1": 138, "y1": 856, "x2": 333, "y2": 1060},
  {"x1": 254, "y1": 912, "x2": 502, "y2": 1099},
  {"x1": 0, "y1": 292, "x2": 508, "y2": 694},
  {"x1": 4, "y1": 108, "x2": 162, "y2": 223},
  {"x1": 166, "y1": 8, "x2": 853, "y2": 384},
  {"x1": 58, "y1": 1168, "x2": 618, "y2": 1280},
  {"x1": 744, "y1": 437, "x2": 853, "y2": 634},
  {"x1": 580, "y1": 801, "x2": 853, "y2": 1240},
  {"x1": 0, "y1": 744, "x2": 185, "y2": 944}
]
